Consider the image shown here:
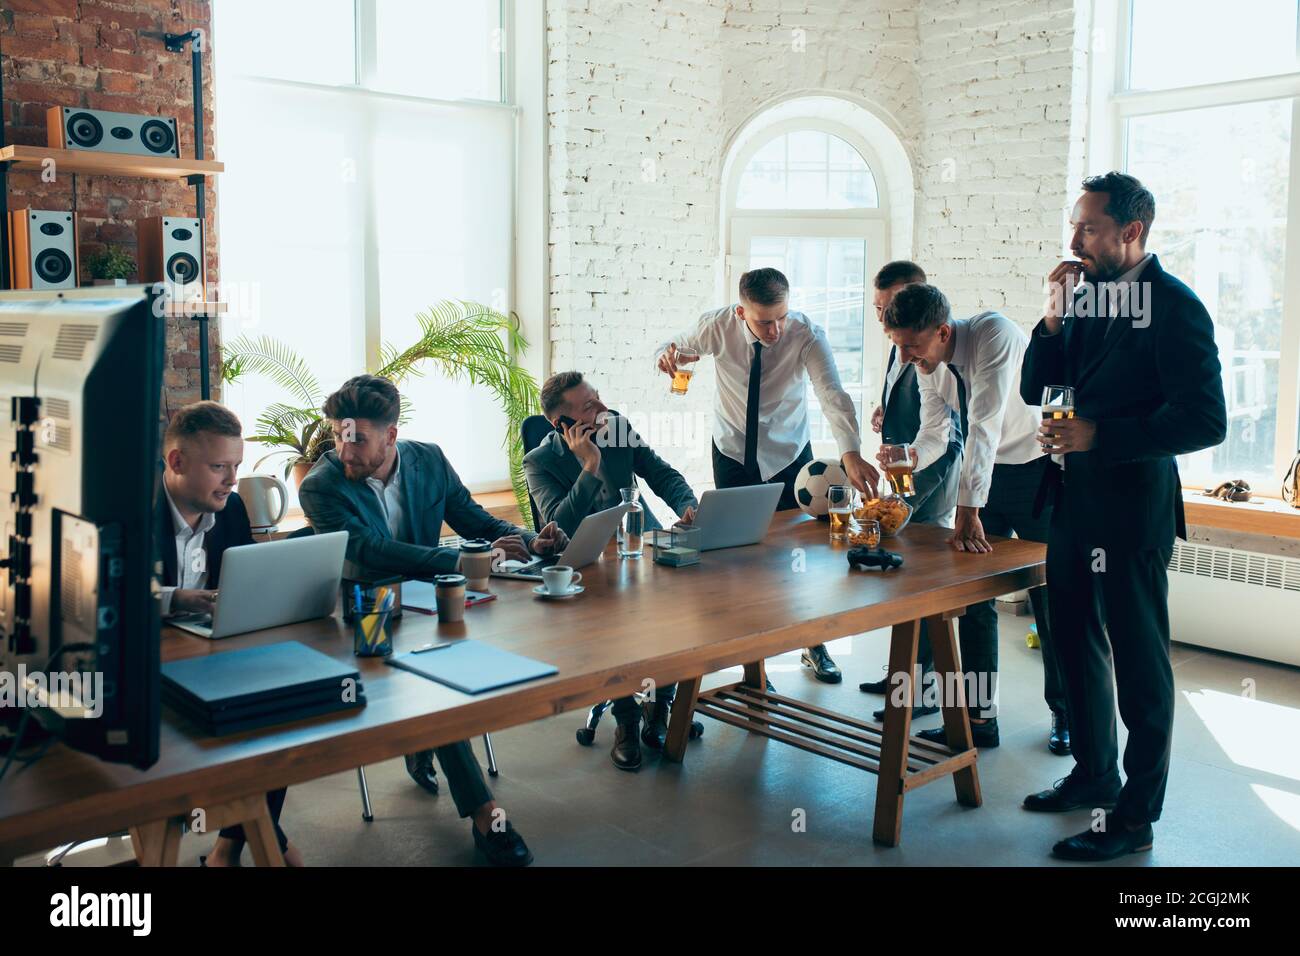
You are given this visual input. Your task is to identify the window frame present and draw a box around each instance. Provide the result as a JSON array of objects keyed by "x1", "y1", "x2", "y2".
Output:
[
  {"x1": 1089, "y1": 0, "x2": 1300, "y2": 494},
  {"x1": 725, "y1": 119, "x2": 891, "y2": 460}
]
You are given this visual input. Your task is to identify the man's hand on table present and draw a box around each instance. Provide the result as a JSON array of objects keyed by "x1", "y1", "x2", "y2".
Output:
[{"x1": 949, "y1": 506, "x2": 992, "y2": 554}]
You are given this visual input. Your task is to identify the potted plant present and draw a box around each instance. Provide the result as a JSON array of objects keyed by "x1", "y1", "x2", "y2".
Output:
[
  {"x1": 220, "y1": 300, "x2": 542, "y2": 527},
  {"x1": 84, "y1": 246, "x2": 135, "y2": 286}
]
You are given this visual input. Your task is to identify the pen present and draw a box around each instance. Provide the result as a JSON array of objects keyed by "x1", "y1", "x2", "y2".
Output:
[
  {"x1": 353, "y1": 584, "x2": 362, "y2": 615},
  {"x1": 411, "y1": 642, "x2": 455, "y2": 654}
]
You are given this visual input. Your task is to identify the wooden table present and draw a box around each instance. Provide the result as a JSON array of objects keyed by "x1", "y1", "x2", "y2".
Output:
[{"x1": 0, "y1": 513, "x2": 1044, "y2": 865}]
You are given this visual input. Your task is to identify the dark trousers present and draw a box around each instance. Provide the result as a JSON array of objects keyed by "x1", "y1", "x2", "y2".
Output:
[
  {"x1": 957, "y1": 456, "x2": 1065, "y2": 719},
  {"x1": 219, "y1": 788, "x2": 288, "y2": 854},
  {"x1": 611, "y1": 682, "x2": 677, "y2": 722},
  {"x1": 436, "y1": 740, "x2": 495, "y2": 818},
  {"x1": 711, "y1": 441, "x2": 813, "y2": 512},
  {"x1": 1047, "y1": 507, "x2": 1174, "y2": 825}
]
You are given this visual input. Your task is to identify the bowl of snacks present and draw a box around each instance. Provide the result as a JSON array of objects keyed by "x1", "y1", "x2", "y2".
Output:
[{"x1": 854, "y1": 494, "x2": 913, "y2": 536}]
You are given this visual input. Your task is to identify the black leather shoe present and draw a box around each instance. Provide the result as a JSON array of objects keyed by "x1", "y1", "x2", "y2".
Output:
[
  {"x1": 1023, "y1": 774, "x2": 1120, "y2": 813},
  {"x1": 859, "y1": 665, "x2": 934, "y2": 695},
  {"x1": 874, "y1": 703, "x2": 940, "y2": 720},
  {"x1": 801, "y1": 644, "x2": 842, "y2": 683},
  {"x1": 611, "y1": 720, "x2": 642, "y2": 771},
  {"x1": 1052, "y1": 822, "x2": 1153, "y2": 861},
  {"x1": 918, "y1": 717, "x2": 1000, "y2": 748},
  {"x1": 404, "y1": 750, "x2": 440, "y2": 794},
  {"x1": 641, "y1": 698, "x2": 670, "y2": 750},
  {"x1": 472, "y1": 820, "x2": 534, "y2": 867},
  {"x1": 1049, "y1": 712, "x2": 1071, "y2": 755}
]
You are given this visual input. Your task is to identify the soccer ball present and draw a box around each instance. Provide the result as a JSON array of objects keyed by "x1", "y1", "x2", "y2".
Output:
[{"x1": 794, "y1": 458, "x2": 849, "y2": 518}]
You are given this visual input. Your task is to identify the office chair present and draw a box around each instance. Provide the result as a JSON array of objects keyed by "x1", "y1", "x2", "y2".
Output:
[
  {"x1": 519, "y1": 415, "x2": 704, "y2": 750},
  {"x1": 282, "y1": 526, "x2": 500, "y2": 821}
]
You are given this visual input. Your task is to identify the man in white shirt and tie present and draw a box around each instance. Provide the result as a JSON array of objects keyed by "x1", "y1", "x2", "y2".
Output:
[
  {"x1": 881, "y1": 283, "x2": 1066, "y2": 753},
  {"x1": 656, "y1": 267, "x2": 879, "y2": 684}
]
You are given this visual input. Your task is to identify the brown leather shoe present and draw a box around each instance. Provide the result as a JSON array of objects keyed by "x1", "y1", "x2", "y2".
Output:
[{"x1": 611, "y1": 720, "x2": 642, "y2": 771}]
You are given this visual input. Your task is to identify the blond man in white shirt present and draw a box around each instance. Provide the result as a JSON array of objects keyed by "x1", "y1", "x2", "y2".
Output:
[{"x1": 656, "y1": 267, "x2": 879, "y2": 684}]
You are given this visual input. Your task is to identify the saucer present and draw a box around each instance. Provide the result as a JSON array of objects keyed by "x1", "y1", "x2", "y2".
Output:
[{"x1": 533, "y1": 584, "x2": 584, "y2": 599}]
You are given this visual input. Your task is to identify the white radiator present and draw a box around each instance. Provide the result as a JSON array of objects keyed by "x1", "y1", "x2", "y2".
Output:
[{"x1": 1167, "y1": 541, "x2": 1300, "y2": 667}]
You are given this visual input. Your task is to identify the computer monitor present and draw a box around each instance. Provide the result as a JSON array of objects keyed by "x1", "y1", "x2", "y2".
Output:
[{"x1": 0, "y1": 287, "x2": 164, "y2": 769}]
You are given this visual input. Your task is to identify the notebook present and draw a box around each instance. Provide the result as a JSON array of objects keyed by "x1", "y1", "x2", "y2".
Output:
[
  {"x1": 386, "y1": 640, "x2": 557, "y2": 695},
  {"x1": 160, "y1": 641, "x2": 360, "y2": 711}
]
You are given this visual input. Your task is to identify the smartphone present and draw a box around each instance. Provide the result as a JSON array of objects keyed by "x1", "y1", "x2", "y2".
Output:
[{"x1": 554, "y1": 415, "x2": 578, "y2": 433}]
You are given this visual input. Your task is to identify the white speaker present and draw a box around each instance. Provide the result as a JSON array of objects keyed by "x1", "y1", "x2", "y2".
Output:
[
  {"x1": 137, "y1": 216, "x2": 204, "y2": 302},
  {"x1": 7, "y1": 208, "x2": 78, "y2": 290},
  {"x1": 46, "y1": 107, "x2": 179, "y2": 158}
]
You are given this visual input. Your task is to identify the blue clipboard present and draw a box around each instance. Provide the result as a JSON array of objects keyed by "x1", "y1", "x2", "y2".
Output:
[{"x1": 386, "y1": 640, "x2": 557, "y2": 695}]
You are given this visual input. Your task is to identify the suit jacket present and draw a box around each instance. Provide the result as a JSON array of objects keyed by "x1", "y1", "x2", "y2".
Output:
[
  {"x1": 523, "y1": 414, "x2": 698, "y2": 538},
  {"x1": 1020, "y1": 254, "x2": 1227, "y2": 550},
  {"x1": 299, "y1": 439, "x2": 534, "y2": 578},
  {"x1": 881, "y1": 349, "x2": 963, "y2": 524},
  {"x1": 155, "y1": 488, "x2": 254, "y2": 589}
]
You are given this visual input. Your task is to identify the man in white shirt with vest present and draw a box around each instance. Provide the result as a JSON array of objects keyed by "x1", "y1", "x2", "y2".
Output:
[
  {"x1": 656, "y1": 267, "x2": 879, "y2": 685},
  {"x1": 881, "y1": 283, "x2": 1066, "y2": 753}
]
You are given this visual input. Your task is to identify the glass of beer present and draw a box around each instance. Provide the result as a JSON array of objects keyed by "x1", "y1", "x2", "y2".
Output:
[
  {"x1": 670, "y1": 347, "x2": 699, "y2": 395},
  {"x1": 828, "y1": 485, "x2": 854, "y2": 542},
  {"x1": 881, "y1": 443, "x2": 917, "y2": 497},
  {"x1": 1041, "y1": 385, "x2": 1075, "y2": 451}
]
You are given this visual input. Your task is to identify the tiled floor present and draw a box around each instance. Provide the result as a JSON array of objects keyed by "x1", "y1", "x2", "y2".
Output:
[{"x1": 189, "y1": 608, "x2": 1300, "y2": 866}]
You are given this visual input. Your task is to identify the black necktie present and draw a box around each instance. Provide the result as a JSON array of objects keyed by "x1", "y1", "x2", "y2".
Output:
[
  {"x1": 744, "y1": 340, "x2": 762, "y2": 474},
  {"x1": 949, "y1": 364, "x2": 969, "y2": 445}
]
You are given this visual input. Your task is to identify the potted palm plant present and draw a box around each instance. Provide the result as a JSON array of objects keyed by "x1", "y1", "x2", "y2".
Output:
[{"x1": 220, "y1": 300, "x2": 542, "y2": 528}]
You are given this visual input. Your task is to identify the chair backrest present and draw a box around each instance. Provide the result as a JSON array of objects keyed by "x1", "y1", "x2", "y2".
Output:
[{"x1": 520, "y1": 414, "x2": 555, "y2": 530}]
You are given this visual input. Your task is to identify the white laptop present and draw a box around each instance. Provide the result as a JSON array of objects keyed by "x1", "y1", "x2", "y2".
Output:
[
  {"x1": 169, "y1": 531, "x2": 348, "y2": 639},
  {"x1": 691, "y1": 484, "x2": 784, "y2": 551},
  {"x1": 492, "y1": 502, "x2": 630, "y2": 581}
]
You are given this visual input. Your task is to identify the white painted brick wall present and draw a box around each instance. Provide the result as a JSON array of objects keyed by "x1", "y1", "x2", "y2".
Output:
[{"x1": 547, "y1": 0, "x2": 1088, "y2": 515}]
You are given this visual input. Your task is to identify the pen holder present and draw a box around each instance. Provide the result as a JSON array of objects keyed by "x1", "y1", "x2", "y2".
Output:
[
  {"x1": 353, "y1": 600, "x2": 394, "y2": 657},
  {"x1": 342, "y1": 575, "x2": 403, "y2": 623},
  {"x1": 648, "y1": 525, "x2": 701, "y2": 567}
]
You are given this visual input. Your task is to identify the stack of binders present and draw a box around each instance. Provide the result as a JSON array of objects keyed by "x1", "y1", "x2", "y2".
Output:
[{"x1": 161, "y1": 641, "x2": 366, "y2": 736}]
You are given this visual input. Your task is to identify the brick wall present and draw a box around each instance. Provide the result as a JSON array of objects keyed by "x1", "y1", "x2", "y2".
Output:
[
  {"x1": 0, "y1": 0, "x2": 219, "y2": 411},
  {"x1": 548, "y1": 0, "x2": 1089, "y2": 505}
]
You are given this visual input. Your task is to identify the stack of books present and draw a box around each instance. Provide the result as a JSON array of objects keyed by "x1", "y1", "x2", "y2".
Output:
[{"x1": 161, "y1": 641, "x2": 365, "y2": 736}]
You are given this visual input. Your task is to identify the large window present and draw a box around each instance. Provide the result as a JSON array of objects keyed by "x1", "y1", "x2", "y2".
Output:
[
  {"x1": 727, "y1": 124, "x2": 888, "y2": 456},
  {"x1": 213, "y1": 0, "x2": 516, "y2": 490},
  {"x1": 1095, "y1": 0, "x2": 1300, "y2": 491}
]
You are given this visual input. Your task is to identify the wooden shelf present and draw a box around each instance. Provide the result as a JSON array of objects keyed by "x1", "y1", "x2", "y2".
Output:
[
  {"x1": 0, "y1": 145, "x2": 222, "y2": 180},
  {"x1": 1183, "y1": 489, "x2": 1300, "y2": 540}
]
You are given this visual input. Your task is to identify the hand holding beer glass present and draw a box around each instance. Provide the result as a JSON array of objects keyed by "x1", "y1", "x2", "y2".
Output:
[
  {"x1": 1040, "y1": 385, "x2": 1075, "y2": 452},
  {"x1": 880, "y1": 443, "x2": 917, "y2": 497},
  {"x1": 658, "y1": 344, "x2": 701, "y2": 396}
]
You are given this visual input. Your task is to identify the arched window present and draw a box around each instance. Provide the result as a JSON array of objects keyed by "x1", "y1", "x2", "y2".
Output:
[{"x1": 725, "y1": 116, "x2": 892, "y2": 456}]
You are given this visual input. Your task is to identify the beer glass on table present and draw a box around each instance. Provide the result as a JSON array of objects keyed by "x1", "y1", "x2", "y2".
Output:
[
  {"x1": 828, "y1": 485, "x2": 854, "y2": 542},
  {"x1": 880, "y1": 443, "x2": 917, "y2": 497},
  {"x1": 670, "y1": 347, "x2": 699, "y2": 395}
]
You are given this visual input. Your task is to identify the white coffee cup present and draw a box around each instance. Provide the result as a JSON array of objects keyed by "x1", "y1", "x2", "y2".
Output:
[{"x1": 541, "y1": 565, "x2": 582, "y2": 595}]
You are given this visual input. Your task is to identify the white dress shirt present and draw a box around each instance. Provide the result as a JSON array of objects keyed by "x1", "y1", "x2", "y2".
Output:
[
  {"x1": 159, "y1": 482, "x2": 216, "y2": 616},
  {"x1": 912, "y1": 311, "x2": 1044, "y2": 509},
  {"x1": 365, "y1": 446, "x2": 406, "y2": 539},
  {"x1": 658, "y1": 305, "x2": 861, "y2": 480}
]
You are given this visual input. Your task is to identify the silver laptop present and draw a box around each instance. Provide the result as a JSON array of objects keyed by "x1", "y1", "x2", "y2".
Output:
[
  {"x1": 692, "y1": 484, "x2": 784, "y2": 551},
  {"x1": 169, "y1": 531, "x2": 348, "y2": 639},
  {"x1": 492, "y1": 502, "x2": 630, "y2": 581}
]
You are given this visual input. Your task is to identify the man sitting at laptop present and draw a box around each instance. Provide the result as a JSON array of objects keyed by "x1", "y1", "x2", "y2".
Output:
[
  {"x1": 157, "y1": 401, "x2": 303, "y2": 867},
  {"x1": 300, "y1": 374, "x2": 567, "y2": 867},
  {"x1": 524, "y1": 370, "x2": 698, "y2": 772}
]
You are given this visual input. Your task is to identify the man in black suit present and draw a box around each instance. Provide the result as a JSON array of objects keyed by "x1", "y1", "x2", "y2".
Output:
[
  {"x1": 1020, "y1": 172, "x2": 1226, "y2": 860},
  {"x1": 858, "y1": 261, "x2": 962, "y2": 719},
  {"x1": 155, "y1": 401, "x2": 303, "y2": 867},
  {"x1": 525, "y1": 370, "x2": 699, "y2": 770}
]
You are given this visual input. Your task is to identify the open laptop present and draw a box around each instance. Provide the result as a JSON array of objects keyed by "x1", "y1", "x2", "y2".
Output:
[
  {"x1": 492, "y1": 502, "x2": 630, "y2": 581},
  {"x1": 691, "y1": 484, "x2": 784, "y2": 551},
  {"x1": 169, "y1": 531, "x2": 348, "y2": 639}
]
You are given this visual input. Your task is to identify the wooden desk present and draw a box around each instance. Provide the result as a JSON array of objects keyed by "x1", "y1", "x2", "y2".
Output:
[{"x1": 0, "y1": 514, "x2": 1044, "y2": 864}]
